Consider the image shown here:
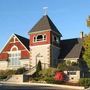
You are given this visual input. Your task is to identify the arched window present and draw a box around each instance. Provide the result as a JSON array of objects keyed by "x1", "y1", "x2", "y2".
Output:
[
  {"x1": 37, "y1": 35, "x2": 43, "y2": 41},
  {"x1": 9, "y1": 45, "x2": 20, "y2": 67},
  {"x1": 11, "y1": 45, "x2": 18, "y2": 51},
  {"x1": 33, "y1": 34, "x2": 46, "y2": 42}
]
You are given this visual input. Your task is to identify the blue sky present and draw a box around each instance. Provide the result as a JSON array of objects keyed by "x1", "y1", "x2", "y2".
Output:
[{"x1": 0, "y1": 0, "x2": 90, "y2": 50}]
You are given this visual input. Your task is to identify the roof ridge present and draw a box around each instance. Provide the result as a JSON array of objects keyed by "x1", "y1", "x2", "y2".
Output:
[
  {"x1": 14, "y1": 33, "x2": 29, "y2": 40},
  {"x1": 45, "y1": 15, "x2": 52, "y2": 29},
  {"x1": 46, "y1": 15, "x2": 57, "y2": 30},
  {"x1": 45, "y1": 15, "x2": 61, "y2": 34},
  {"x1": 14, "y1": 33, "x2": 29, "y2": 51},
  {"x1": 61, "y1": 38, "x2": 81, "y2": 41}
]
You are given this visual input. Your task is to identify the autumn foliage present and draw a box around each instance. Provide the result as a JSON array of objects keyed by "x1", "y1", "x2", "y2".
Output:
[
  {"x1": 54, "y1": 71, "x2": 64, "y2": 81},
  {"x1": 83, "y1": 34, "x2": 90, "y2": 69}
]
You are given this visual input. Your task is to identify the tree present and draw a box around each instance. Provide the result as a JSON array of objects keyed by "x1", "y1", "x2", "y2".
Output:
[
  {"x1": 83, "y1": 34, "x2": 90, "y2": 70},
  {"x1": 57, "y1": 61, "x2": 67, "y2": 71},
  {"x1": 87, "y1": 16, "x2": 90, "y2": 27},
  {"x1": 15, "y1": 67, "x2": 26, "y2": 74},
  {"x1": 36, "y1": 61, "x2": 42, "y2": 76}
]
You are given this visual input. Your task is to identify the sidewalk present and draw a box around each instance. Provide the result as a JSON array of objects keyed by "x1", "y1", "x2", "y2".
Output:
[{"x1": 0, "y1": 81, "x2": 85, "y2": 90}]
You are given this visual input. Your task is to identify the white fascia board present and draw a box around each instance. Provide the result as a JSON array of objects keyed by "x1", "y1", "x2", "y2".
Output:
[
  {"x1": 0, "y1": 33, "x2": 15, "y2": 53},
  {"x1": 63, "y1": 58, "x2": 79, "y2": 60},
  {"x1": 0, "y1": 33, "x2": 30, "y2": 54},
  {"x1": 14, "y1": 34, "x2": 30, "y2": 53}
]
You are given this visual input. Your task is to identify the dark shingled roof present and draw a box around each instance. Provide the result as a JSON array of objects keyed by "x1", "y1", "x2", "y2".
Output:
[
  {"x1": 15, "y1": 34, "x2": 29, "y2": 50},
  {"x1": 66, "y1": 66, "x2": 80, "y2": 71},
  {"x1": 59, "y1": 38, "x2": 82, "y2": 59},
  {"x1": 28, "y1": 15, "x2": 62, "y2": 36}
]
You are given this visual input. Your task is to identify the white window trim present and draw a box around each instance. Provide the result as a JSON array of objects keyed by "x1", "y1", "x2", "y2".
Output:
[
  {"x1": 0, "y1": 34, "x2": 30, "y2": 54},
  {"x1": 8, "y1": 51, "x2": 21, "y2": 66},
  {"x1": 8, "y1": 45, "x2": 21, "y2": 67},
  {"x1": 33, "y1": 34, "x2": 47, "y2": 43},
  {"x1": 68, "y1": 71, "x2": 76, "y2": 75},
  {"x1": 13, "y1": 36, "x2": 16, "y2": 43},
  {"x1": 10, "y1": 45, "x2": 18, "y2": 51}
]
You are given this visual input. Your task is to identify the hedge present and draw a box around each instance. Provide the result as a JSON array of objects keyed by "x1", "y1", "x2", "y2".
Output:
[{"x1": 79, "y1": 78, "x2": 90, "y2": 88}]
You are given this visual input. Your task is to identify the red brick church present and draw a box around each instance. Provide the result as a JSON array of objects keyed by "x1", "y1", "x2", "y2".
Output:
[{"x1": 0, "y1": 15, "x2": 83, "y2": 82}]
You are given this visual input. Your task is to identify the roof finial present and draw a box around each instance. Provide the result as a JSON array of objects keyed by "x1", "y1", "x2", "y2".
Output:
[{"x1": 43, "y1": 7, "x2": 48, "y2": 15}]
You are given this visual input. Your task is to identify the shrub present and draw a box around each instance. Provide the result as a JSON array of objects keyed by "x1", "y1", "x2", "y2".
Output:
[
  {"x1": 44, "y1": 76, "x2": 64, "y2": 84},
  {"x1": 37, "y1": 68, "x2": 56, "y2": 83},
  {"x1": 71, "y1": 62, "x2": 78, "y2": 66},
  {"x1": 79, "y1": 78, "x2": 90, "y2": 88},
  {"x1": 44, "y1": 77, "x2": 54, "y2": 83},
  {"x1": 0, "y1": 70, "x2": 16, "y2": 80},
  {"x1": 0, "y1": 70, "x2": 16, "y2": 76},
  {"x1": 66, "y1": 61, "x2": 71, "y2": 66},
  {"x1": 5, "y1": 70, "x2": 16, "y2": 76},
  {"x1": 39, "y1": 68, "x2": 56, "y2": 77},
  {"x1": 38, "y1": 68, "x2": 65, "y2": 84},
  {"x1": 57, "y1": 62, "x2": 67, "y2": 71},
  {"x1": 0, "y1": 76, "x2": 7, "y2": 80},
  {"x1": 15, "y1": 67, "x2": 26, "y2": 74}
]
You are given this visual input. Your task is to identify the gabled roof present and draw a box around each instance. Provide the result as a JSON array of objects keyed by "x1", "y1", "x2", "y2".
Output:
[
  {"x1": 0, "y1": 34, "x2": 29, "y2": 53},
  {"x1": 59, "y1": 38, "x2": 82, "y2": 59},
  {"x1": 28, "y1": 15, "x2": 62, "y2": 36},
  {"x1": 15, "y1": 34, "x2": 29, "y2": 50}
]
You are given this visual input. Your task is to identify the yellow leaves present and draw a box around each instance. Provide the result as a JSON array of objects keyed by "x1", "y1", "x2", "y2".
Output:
[{"x1": 87, "y1": 16, "x2": 90, "y2": 27}]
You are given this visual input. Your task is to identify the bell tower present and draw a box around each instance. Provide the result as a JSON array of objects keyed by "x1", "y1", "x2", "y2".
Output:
[{"x1": 28, "y1": 15, "x2": 62, "y2": 69}]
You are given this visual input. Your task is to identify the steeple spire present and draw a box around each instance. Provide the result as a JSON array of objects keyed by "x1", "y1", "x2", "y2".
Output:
[{"x1": 28, "y1": 15, "x2": 62, "y2": 36}]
